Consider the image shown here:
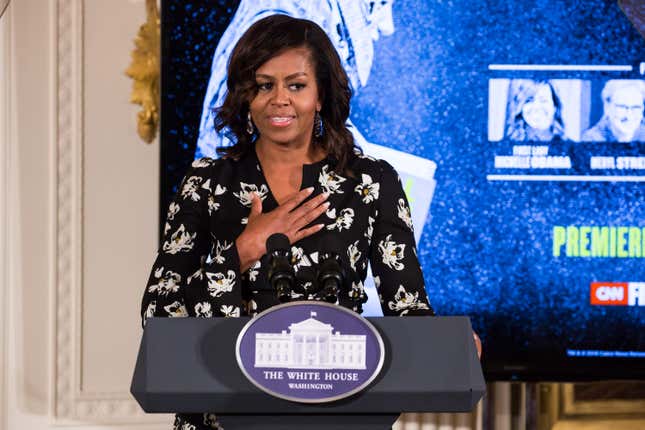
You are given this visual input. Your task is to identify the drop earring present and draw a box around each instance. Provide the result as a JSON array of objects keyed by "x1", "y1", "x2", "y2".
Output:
[
  {"x1": 314, "y1": 111, "x2": 324, "y2": 138},
  {"x1": 246, "y1": 111, "x2": 254, "y2": 135}
]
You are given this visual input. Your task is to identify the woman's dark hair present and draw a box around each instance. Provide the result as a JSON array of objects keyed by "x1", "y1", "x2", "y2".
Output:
[{"x1": 214, "y1": 14, "x2": 357, "y2": 173}]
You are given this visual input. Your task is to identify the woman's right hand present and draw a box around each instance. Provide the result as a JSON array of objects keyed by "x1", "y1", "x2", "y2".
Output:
[{"x1": 235, "y1": 187, "x2": 330, "y2": 272}]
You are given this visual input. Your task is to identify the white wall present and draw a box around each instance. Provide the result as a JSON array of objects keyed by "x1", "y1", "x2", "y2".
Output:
[
  {"x1": 81, "y1": 0, "x2": 160, "y2": 396},
  {"x1": 5, "y1": 0, "x2": 168, "y2": 428},
  {"x1": 1, "y1": 2, "x2": 12, "y2": 429}
]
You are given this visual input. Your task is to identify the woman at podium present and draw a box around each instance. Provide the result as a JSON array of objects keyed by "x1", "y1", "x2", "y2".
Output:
[{"x1": 140, "y1": 14, "x2": 435, "y2": 429}]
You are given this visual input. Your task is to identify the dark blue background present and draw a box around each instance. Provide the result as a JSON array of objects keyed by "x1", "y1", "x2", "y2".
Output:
[{"x1": 161, "y1": 0, "x2": 645, "y2": 379}]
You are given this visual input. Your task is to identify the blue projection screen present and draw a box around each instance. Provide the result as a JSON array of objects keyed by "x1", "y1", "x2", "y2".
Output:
[{"x1": 160, "y1": 0, "x2": 645, "y2": 380}]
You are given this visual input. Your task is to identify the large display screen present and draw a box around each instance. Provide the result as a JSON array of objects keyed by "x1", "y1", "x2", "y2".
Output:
[{"x1": 160, "y1": 0, "x2": 645, "y2": 380}]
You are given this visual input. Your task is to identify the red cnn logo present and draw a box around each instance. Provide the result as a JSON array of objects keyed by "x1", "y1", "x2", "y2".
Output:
[{"x1": 590, "y1": 282, "x2": 628, "y2": 305}]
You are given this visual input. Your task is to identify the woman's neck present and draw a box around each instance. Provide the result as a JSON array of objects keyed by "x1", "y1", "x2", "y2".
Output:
[
  {"x1": 255, "y1": 138, "x2": 325, "y2": 168},
  {"x1": 254, "y1": 138, "x2": 327, "y2": 204}
]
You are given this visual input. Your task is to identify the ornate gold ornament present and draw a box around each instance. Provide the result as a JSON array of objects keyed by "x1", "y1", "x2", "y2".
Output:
[{"x1": 126, "y1": 0, "x2": 160, "y2": 143}]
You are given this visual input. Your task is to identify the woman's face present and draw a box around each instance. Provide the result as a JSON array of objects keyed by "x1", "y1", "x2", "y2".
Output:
[
  {"x1": 249, "y1": 47, "x2": 321, "y2": 149},
  {"x1": 521, "y1": 84, "x2": 556, "y2": 131}
]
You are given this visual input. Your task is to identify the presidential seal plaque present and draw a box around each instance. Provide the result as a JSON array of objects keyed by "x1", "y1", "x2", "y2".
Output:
[{"x1": 235, "y1": 301, "x2": 385, "y2": 403}]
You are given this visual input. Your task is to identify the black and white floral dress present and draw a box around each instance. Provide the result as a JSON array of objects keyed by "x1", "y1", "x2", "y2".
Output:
[{"x1": 140, "y1": 150, "x2": 434, "y2": 430}]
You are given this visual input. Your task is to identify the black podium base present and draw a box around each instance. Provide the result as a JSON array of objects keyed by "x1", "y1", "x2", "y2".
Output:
[{"x1": 217, "y1": 414, "x2": 400, "y2": 429}]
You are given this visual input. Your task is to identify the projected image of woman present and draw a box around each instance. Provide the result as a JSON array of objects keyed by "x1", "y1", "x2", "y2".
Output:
[
  {"x1": 505, "y1": 79, "x2": 567, "y2": 142},
  {"x1": 196, "y1": 0, "x2": 395, "y2": 157}
]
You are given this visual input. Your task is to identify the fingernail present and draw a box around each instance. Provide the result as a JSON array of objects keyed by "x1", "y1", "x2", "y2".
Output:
[
  {"x1": 322, "y1": 202, "x2": 330, "y2": 209},
  {"x1": 305, "y1": 187, "x2": 314, "y2": 193},
  {"x1": 322, "y1": 192, "x2": 330, "y2": 199}
]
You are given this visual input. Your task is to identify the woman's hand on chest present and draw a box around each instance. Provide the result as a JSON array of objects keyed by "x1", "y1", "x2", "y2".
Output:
[{"x1": 235, "y1": 187, "x2": 330, "y2": 271}]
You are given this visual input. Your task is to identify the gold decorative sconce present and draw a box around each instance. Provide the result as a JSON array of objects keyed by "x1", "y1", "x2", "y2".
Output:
[{"x1": 126, "y1": 0, "x2": 160, "y2": 143}]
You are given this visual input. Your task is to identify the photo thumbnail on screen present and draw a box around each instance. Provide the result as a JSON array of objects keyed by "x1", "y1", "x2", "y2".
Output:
[
  {"x1": 489, "y1": 78, "x2": 645, "y2": 144},
  {"x1": 488, "y1": 76, "x2": 645, "y2": 176}
]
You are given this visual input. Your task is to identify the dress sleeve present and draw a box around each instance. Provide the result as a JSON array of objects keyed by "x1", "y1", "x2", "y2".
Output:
[
  {"x1": 369, "y1": 160, "x2": 435, "y2": 316},
  {"x1": 140, "y1": 158, "x2": 242, "y2": 327}
]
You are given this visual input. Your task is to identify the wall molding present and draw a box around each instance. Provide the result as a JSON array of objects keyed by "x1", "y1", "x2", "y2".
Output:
[
  {"x1": 0, "y1": 4, "x2": 12, "y2": 430},
  {"x1": 52, "y1": 0, "x2": 162, "y2": 423}
]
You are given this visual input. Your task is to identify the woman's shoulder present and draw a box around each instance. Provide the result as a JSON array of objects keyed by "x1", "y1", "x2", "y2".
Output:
[
  {"x1": 349, "y1": 150, "x2": 397, "y2": 179},
  {"x1": 190, "y1": 156, "x2": 232, "y2": 169},
  {"x1": 179, "y1": 157, "x2": 247, "y2": 197},
  {"x1": 188, "y1": 156, "x2": 241, "y2": 177}
]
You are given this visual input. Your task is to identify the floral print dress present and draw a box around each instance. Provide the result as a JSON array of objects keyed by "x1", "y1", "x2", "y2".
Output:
[{"x1": 140, "y1": 150, "x2": 434, "y2": 430}]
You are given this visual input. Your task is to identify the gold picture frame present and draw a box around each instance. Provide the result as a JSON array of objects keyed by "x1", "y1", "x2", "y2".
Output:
[{"x1": 543, "y1": 382, "x2": 645, "y2": 430}]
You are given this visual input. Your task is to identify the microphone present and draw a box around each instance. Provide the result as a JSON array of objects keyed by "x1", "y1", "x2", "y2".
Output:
[
  {"x1": 266, "y1": 233, "x2": 295, "y2": 303},
  {"x1": 317, "y1": 252, "x2": 344, "y2": 303}
]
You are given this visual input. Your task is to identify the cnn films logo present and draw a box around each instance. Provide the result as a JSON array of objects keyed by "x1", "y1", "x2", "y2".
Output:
[
  {"x1": 590, "y1": 282, "x2": 645, "y2": 306},
  {"x1": 235, "y1": 301, "x2": 385, "y2": 403}
]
